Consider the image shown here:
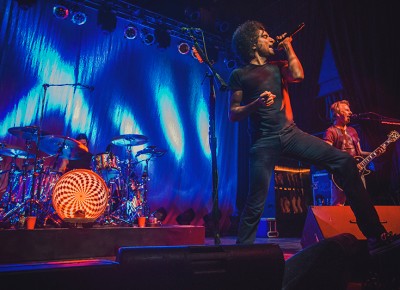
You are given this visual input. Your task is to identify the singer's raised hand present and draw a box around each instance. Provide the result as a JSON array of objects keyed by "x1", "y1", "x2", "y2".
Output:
[{"x1": 275, "y1": 33, "x2": 292, "y2": 50}]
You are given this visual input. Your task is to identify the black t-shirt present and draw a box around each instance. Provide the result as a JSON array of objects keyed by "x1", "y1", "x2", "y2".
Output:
[{"x1": 228, "y1": 61, "x2": 293, "y2": 140}]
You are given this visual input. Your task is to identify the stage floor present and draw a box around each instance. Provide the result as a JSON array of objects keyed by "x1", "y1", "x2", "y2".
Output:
[{"x1": 1, "y1": 224, "x2": 397, "y2": 289}]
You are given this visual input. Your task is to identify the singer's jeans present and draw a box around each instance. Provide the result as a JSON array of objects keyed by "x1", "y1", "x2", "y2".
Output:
[{"x1": 236, "y1": 124, "x2": 386, "y2": 244}]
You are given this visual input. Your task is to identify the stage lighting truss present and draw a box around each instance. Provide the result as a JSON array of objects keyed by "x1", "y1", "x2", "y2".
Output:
[
  {"x1": 124, "y1": 23, "x2": 138, "y2": 39},
  {"x1": 154, "y1": 26, "x2": 171, "y2": 49},
  {"x1": 53, "y1": 0, "x2": 226, "y2": 60},
  {"x1": 16, "y1": 0, "x2": 37, "y2": 10},
  {"x1": 97, "y1": 4, "x2": 117, "y2": 33}
]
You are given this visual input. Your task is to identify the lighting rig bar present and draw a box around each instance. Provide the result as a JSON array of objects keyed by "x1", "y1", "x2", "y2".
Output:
[{"x1": 62, "y1": 0, "x2": 226, "y2": 51}]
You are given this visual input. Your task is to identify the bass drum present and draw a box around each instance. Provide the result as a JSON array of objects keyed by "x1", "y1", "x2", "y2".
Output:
[{"x1": 52, "y1": 169, "x2": 108, "y2": 223}]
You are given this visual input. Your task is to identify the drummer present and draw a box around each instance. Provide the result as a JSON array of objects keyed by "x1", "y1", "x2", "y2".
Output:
[{"x1": 58, "y1": 133, "x2": 93, "y2": 173}]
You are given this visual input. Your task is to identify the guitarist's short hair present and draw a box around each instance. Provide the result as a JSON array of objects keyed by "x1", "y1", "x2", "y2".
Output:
[{"x1": 330, "y1": 100, "x2": 350, "y2": 122}]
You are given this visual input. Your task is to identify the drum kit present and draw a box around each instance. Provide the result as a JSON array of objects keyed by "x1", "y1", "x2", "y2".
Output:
[{"x1": 0, "y1": 126, "x2": 166, "y2": 228}]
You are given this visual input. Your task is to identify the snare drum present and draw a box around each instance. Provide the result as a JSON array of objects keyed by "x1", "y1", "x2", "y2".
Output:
[{"x1": 92, "y1": 152, "x2": 120, "y2": 182}]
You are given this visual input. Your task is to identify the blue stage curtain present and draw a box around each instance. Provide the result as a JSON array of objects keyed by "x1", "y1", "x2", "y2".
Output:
[{"x1": 0, "y1": 0, "x2": 238, "y2": 230}]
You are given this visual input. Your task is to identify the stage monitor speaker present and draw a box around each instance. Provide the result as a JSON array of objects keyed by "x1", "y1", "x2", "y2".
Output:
[
  {"x1": 117, "y1": 244, "x2": 285, "y2": 290},
  {"x1": 283, "y1": 233, "x2": 360, "y2": 290},
  {"x1": 301, "y1": 206, "x2": 400, "y2": 248}
]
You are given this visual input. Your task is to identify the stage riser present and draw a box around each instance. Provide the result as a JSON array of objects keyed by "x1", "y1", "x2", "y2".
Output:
[
  {"x1": 0, "y1": 244, "x2": 285, "y2": 290},
  {"x1": 0, "y1": 260, "x2": 119, "y2": 290},
  {"x1": 0, "y1": 225, "x2": 205, "y2": 264}
]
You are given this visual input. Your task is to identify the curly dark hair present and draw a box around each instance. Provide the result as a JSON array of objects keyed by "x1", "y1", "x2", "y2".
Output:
[{"x1": 231, "y1": 20, "x2": 266, "y2": 63}]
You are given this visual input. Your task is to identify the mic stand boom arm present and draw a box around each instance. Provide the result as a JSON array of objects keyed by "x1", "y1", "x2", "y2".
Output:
[{"x1": 191, "y1": 39, "x2": 228, "y2": 92}]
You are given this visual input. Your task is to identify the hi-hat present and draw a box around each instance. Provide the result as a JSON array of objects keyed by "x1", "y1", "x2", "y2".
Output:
[
  {"x1": 39, "y1": 135, "x2": 89, "y2": 160},
  {"x1": 0, "y1": 143, "x2": 35, "y2": 159},
  {"x1": 111, "y1": 134, "x2": 148, "y2": 146},
  {"x1": 135, "y1": 146, "x2": 167, "y2": 157},
  {"x1": 8, "y1": 126, "x2": 49, "y2": 140}
]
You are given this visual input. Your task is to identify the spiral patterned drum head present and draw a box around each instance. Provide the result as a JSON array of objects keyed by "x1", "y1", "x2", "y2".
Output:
[{"x1": 52, "y1": 169, "x2": 108, "y2": 222}]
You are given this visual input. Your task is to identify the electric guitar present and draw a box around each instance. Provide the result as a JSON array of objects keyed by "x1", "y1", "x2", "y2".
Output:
[{"x1": 332, "y1": 130, "x2": 400, "y2": 191}]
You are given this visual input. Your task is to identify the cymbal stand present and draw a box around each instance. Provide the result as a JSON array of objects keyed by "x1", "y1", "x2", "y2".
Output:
[
  {"x1": 0, "y1": 157, "x2": 36, "y2": 226},
  {"x1": 0, "y1": 158, "x2": 20, "y2": 222},
  {"x1": 140, "y1": 158, "x2": 150, "y2": 218},
  {"x1": 0, "y1": 157, "x2": 62, "y2": 228},
  {"x1": 123, "y1": 145, "x2": 136, "y2": 222},
  {"x1": 24, "y1": 84, "x2": 49, "y2": 217},
  {"x1": 123, "y1": 145, "x2": 144, "y2": 224},
  {"x1": 40, "y1": 166, "x2": 63, "y2": 227},
  {"x1": 104, "y1": 145, "x2": 137, "y2": 225},
  {"x1": 97, "y1": 177, "x2": 124, "y2": 226}
]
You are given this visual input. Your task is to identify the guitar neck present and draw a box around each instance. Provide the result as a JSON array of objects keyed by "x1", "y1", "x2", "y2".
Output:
[{"x1": 358, "y1": 140, "x2": 391, "y2": 170}]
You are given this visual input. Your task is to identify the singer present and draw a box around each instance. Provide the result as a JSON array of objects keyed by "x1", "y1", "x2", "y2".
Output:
[{"x1": 227, "y1": 20, "x2": 400, "y2": 256}]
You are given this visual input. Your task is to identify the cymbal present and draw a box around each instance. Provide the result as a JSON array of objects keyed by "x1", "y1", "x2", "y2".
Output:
[
  {"x1": 39, "y1": 135, "x2": 89, "y2": 160},
  {"x1": 135, "y1": 146, "x2": 167, "y2": 157},
  {"x1": 0, "y1": 143, "x2": 35, "y2": 159},
  {"x1": 111, "y1": 134, "x2": 148, "y2": 146},
  {"x1": 8, "y1": 126, "x2": 50, "y2": 140}
]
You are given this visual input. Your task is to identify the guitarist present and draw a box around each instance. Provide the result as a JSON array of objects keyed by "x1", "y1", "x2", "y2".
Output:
[{"x1": 323, "y1": 100, "x2": 373, "y2": 205}]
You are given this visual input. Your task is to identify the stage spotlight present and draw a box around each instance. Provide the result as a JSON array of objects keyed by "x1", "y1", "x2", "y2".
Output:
[
  {"x1": 184, "y1": 7, "x2": 201, "y2": 23},
  {"x1": 16, "y1": 0, "x2": 37, "y2": 10},
  {"x1": 53, "y1": 4, "x2": 69, "y2": 20},
  {"x1": 140, "y1": 29, "x2": 155, "y2": 46},
  {"x1": 97, "y1": 4, "x2": 117, "y2": 33},
  {"x1": 215, "y1": 20, "x2": 230, "y2": 33},
  {"x1": 154, "y1": 26, "x2": 171, "y2": 49},
  {"x1": 178, "y1": 42, "x2": 190, "y2": 55},
  {"x1": 176, "y1": 208, "x2": 195, "y2": 225},
  {"x1": 124, "y1": 24, "x2": 138, "y2": 39},
  {"x1": 71, "y1": 11, "x2": 87, "y2": 25},
  {"x1": 224, "y1": 58, "x2": 237, "y2": 70}
]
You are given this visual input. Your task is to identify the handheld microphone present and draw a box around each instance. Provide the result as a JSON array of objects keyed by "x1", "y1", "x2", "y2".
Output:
[{"x1": 274, "y1": 22, "x2": 305, "y2": 48}]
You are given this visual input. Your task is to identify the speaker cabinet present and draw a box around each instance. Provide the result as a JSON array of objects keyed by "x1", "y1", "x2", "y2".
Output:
[
  {"x1": 283, "y1": 233, "x2": 361, "y2": 290},
  {"x1": 117, "y1": 244, "x2": 285, "y2": 290},
  {"x1": 301, "y1": 206, "x2": 400, "y2": 248}
]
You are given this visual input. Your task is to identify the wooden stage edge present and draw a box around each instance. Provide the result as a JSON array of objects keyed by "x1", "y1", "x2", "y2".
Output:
[{"x1": 0, "y1": 225, "x2": 205, "y2": 264}]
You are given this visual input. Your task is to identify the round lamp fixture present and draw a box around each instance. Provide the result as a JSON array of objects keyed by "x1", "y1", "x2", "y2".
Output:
[
  {"x1": 53, "y1": 5, "x2": 69, "y2": 20},
  {"x1": 71, "y1": 11, "x2": 87, "y2": 25},
  {"x1": 124, "y1": 25, "x2": 138, "y2": 39}
]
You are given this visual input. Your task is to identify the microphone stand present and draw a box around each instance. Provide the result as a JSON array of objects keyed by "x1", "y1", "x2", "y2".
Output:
[{"x1": 187, "y1": 30, "x2": 227, "y2": 245}]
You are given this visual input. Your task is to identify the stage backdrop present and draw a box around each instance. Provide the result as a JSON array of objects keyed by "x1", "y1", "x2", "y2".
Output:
[{"x1": 0, "y1": 0, "x2": 238, "y2": 230}]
